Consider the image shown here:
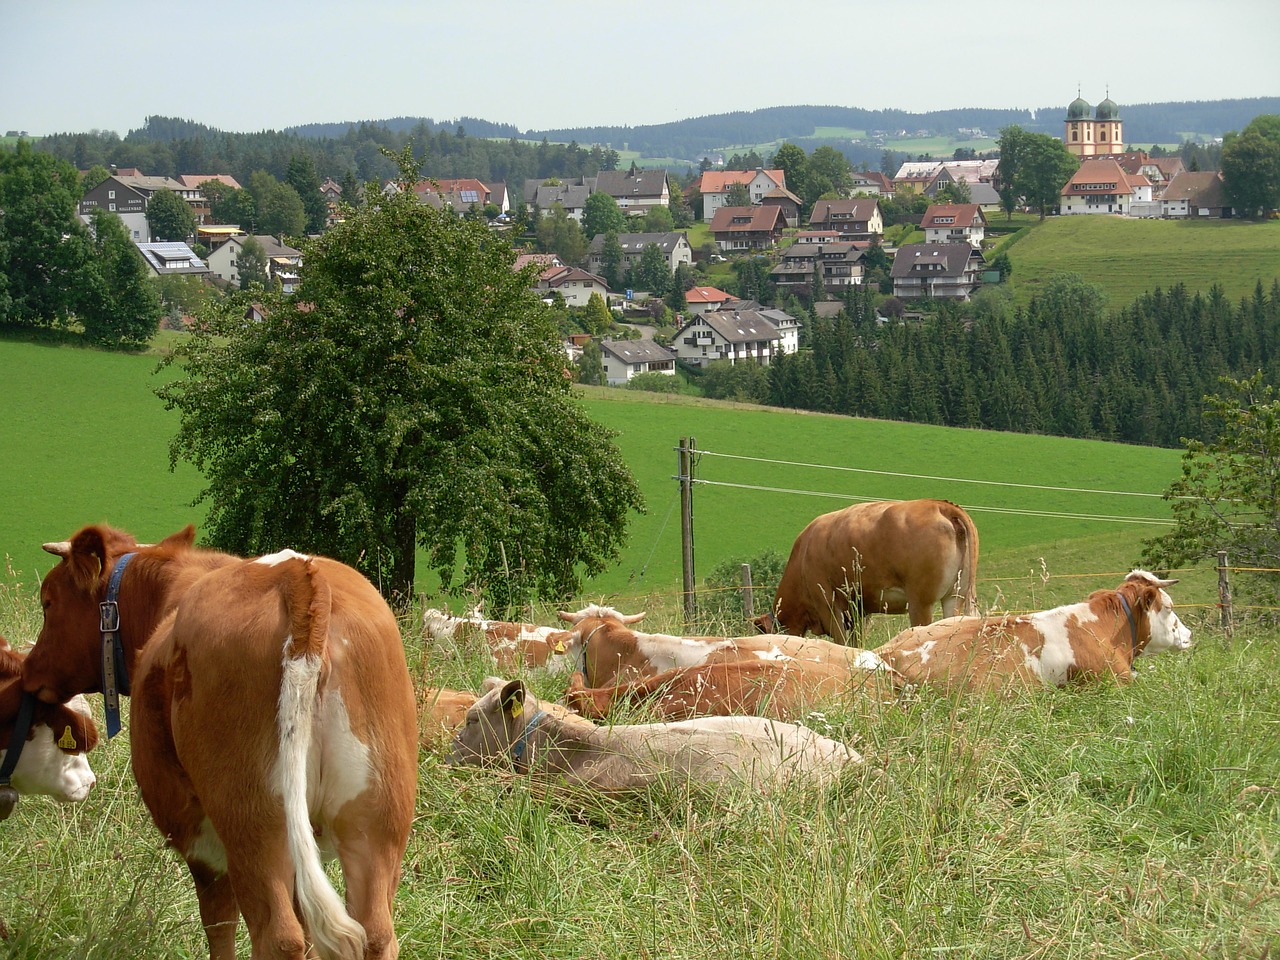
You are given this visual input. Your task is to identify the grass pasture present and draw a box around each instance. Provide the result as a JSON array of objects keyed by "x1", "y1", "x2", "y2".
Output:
[
  {"x1": 1005, "y1": 216, "x2": 1280, "y2": 311},
  {"x1": 1, "y1": 337, "x2": 1277, "y2": 958}
]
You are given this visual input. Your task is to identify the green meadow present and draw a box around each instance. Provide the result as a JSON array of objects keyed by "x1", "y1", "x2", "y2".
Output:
[
  {"x1": 0, "y1": 338, "x2": 1201, "y2": 629},
  {"x1": 2, "y1": 337, "x2": 1277, "y2": 959},
  {"x1": 1002, "y1": 215, "x2": 1280, "y2": 310}
]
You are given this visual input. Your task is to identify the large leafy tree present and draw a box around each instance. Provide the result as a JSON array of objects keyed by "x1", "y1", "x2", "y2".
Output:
[
  {"x1": 1142, "y1": 373, "x2": 1280, "y2": 610},
  {"x1": 248, "y1": 170, "x2": 306, "y2": 238},
  {"x1": 80, "y1": 208, "x2": 163, "y2": 346},
  {"x1": 145, "y1": 187, "x2": 196, "y2": 242},
  {"x1": 285, "y1": 154, "x2": 330, "y2": 235},
  {"x1": 0, "y1": 141, "x2": 93, "y2": 329},
  {"x1": 236, "y1": 235, "x2": 269, "y2": 290},
  {"x1": 1221, "y1": 115, "x2": 1280, "y2": 217},
  {"x1": 582, "y1": 191, "x2": 626, "y2": 239},
  {"x1": 1008, "y1": 130, "x2": 1078, "y2": 220},
  {"x1": 535, "y1": 202, "x2": 587, "y2": 265},
  {"x1": 159, "y1": 145, "x2": 643, "y2": 606}
]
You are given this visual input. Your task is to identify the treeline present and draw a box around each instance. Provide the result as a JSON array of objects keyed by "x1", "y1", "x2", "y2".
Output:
[{"x1": 767, "y1": 280, "x2": 1280, "y2": 448}]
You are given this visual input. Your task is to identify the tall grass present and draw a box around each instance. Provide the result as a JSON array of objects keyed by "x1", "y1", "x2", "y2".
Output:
[{"x1": 2, "y1": 584, "x2": 1276, "y2": 959}]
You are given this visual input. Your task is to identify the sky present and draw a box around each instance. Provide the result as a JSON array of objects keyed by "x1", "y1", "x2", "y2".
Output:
[{"x1": 3, "y1": 0, "x2": 1279, "y2": 138}]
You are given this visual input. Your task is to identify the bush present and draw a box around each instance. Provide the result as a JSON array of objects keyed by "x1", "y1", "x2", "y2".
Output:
[
  {"x1": 700, "y1": 550, "x2": 787, "y2": 627},
  {"x1": 625, "y1": 372, "x2": 682, "y2": 393}
]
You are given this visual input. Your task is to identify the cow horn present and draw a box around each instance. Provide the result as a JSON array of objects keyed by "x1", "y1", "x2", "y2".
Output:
[
  {"x1": 621, "y1": 611, "x2": 646, "y2": 624},
  {"x1": 42, "y1": 541, "x2": 72, "y2": 557}
]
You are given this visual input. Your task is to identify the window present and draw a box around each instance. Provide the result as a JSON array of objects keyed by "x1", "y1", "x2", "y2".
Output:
[
  {"x1": 108, "y1": 190, "x2": 115, "y2": 199},
  {"x1": 108, "y1": 203, "x2": 115, "y2": 211}
]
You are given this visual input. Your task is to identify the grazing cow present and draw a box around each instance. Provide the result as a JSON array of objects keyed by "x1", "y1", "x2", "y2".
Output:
[
  {"x1": 23, "y1": 524, "x2": 418, "y2": 960},
  {"x1": 1, "y1": 639, "x2": 98, "y2": 816},
  {"x1": 756, "y1": 499, "x2": 980, "y2": 643},
  {"x1": 555, "y1": 603, "x2": 895, "y2": 688},
  {"x1": 449, "y1": 677, "x2": 860, "y2": 794},
  {"x1": 423, "y1": 607, "x2": 574, "y2": 671},
  {"x1": 873, "y1": 570, "x2": 1193, "y2": 694},
  {"x1": 418, "y1": 686, "x2": 478, "y2": 752}
]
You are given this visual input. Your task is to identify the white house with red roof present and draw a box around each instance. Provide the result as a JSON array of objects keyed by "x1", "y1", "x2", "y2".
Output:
[
  {"x1": 921, "y1": 203, "x2": 987, "y2": 249},
  {"x1": 683, "y1": 286, "x2": 737, "y2": 315},
  {"x1": 534, "y1": 264, "x2": 610, "y2": 307},
  {"x1": 697, "y1": 168, "x2": 787, "y2": 221},
  {"x1": 1060, "y1": 158, "x2": 1153, "y2": 216}
]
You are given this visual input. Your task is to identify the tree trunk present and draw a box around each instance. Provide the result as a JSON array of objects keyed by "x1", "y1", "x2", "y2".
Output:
[{"x1": 389, "y1": 501, "x2": 417, "y2": 610}]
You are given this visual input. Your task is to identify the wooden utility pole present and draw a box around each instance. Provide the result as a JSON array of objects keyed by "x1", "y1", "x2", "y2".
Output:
[
  {"x1": 678, "y1": 436, "x2": 697, "y2": 621},
  {"x1": 1217, "y1": 550, "x2": 1233, "y2": 638}
]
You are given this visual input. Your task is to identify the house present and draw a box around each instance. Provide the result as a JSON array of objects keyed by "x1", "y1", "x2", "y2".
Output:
[
  {"x1": 759, "y1": 187, "x2": 803, "y2": 227},
  {"x1": 534, "y1": 264, "x2": 610, "y2": 307},
  {"x1": 709, "y1": 205, "x2": 787, "y2": 252},
  {"x1": 514, "y1": 252, "x2": 564, "y2": 273},
  {"x1": 850, "y1": 171, "x2": 893, "y2": 196},
  {"x1": 683, "y1": 286, "x2": 736, "y2": 315},
  {"x1": 528, "y1": 181, "x2": 592, "y2": 222},
  {"x1": 921, "y1": 204, "x2": 987, "y2": 249},
  {"x1": 594, "y1": 165, "x2": 670, "y2": 216},
  {"x1": 587, "y1": 232, "x2": 692, "y2": 276},
  {"x1": 697, "y1": 168, "x2": 787, "y2": 221},
  {"x1": 1114, "y1": 152, "x2": 1184, "y2": 195},
  {"x1": 598, "y1": 338, "x2": 678, "y2": 385},
  {"x1": 770, "y1": 242, "x2": 866, "y2": 293},
  {"x1": 196, "y1": 224, "x2": 243, "y2": 254},
  {"x1": 1161, "y1": 171, "x2": 1234, "y2": 219},
  {"x1": 175, "y1": 174, "x2": 243, "y2": 223},
  {"x1": 1059, "y1": 158, "x2": 1152, "y2": 216},
  {"x1": 133, "y1": 241, "x2": 210, "y2": 278},
  {"x1": 319, "y1": 178, "x2": 343, "y2": 202},
  {"x1": 484, "y1": 181, "x2": 510, "y2": 214},
  {"x1": 807, "y1": 198, "x2": 883, "y2": 240},
  {"x1": 671, "y1": 308, "x2": 788, "y2": 368},
  {"x1": 78, "y1": 175, "x2": 153, "y2": 241},
  {"x1": 205, "y1": 234, "x2": 302, "y2": 291},
  {"x1": 890, "y1": 242, "x2": 985, "y2": 301},
  {"x1": 413, "y1": 177, "x2": 491, "y2": 215}
]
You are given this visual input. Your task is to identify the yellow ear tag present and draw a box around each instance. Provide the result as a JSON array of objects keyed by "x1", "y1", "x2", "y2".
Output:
[
  {"x1": 58, "y1": 726, "x2": 78, "y2": 750},
  {"x1": 510, "y1": 701, "x2": 524, "y2": 720},
  {"x1": 554, "y1": 640, "x2": 566, "y2": 653}
]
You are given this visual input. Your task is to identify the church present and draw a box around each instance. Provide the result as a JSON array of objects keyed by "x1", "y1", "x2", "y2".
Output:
[{"x1": 1063, "y1": 90, "x2": 1123, "y2": 158}]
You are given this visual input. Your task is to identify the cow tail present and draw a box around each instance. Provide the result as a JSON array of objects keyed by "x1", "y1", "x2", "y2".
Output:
[
  {"x1": 276, "y1": 558, "x2": 367, "y2": 960},
  {"x1": 955, "y1": 508, "x2": 980, "y2": 616}
]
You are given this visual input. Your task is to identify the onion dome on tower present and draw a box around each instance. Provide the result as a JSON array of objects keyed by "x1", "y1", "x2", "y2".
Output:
[{"x1": 1066, "y1": 95, "x2": 1091, "y2": 120}]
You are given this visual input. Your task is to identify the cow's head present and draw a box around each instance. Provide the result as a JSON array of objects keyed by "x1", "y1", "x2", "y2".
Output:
[
  {"x1": 556, "y1": 604, "x2": 646, "y2": 626},
  {"x1": 447, "y1": 677, "x2": 542, "y2": 768},
  {"x1": 25, "y1": 524, "x2": 194, "y2": 704},
  {"x1": 751, "y1": 612, "x2": 776, "y2": 634},
  {"x1": 1123, "y1": 570, "x2": 1192, "y2": 656}
]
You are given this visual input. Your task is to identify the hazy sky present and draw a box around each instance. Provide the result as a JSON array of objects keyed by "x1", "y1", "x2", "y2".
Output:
[{"x1": 4, "y1": 0, "x2": 1278, "y2": 137}]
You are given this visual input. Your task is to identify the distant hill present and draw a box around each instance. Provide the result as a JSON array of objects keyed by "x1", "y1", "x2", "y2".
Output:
[{"x1": 285, "y1": 98, "x2": 1280, "y2": 161}]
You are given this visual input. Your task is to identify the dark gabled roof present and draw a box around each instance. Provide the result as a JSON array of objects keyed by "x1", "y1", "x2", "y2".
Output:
[
  {"x1": 921, "y1": 204, "x2": 986, "y2": 229},
  {"x1": 708, "y1": 205, "x2": 785, "y2": 234},
  {"x1": 677, "y1": 309, "x2": 781, "y2": 344},
  {"x1": 1162, "y1": 171, "x2": 1225, "y2": 203},
  {"x1": 588, "y1": 231, "x2": 688, "y2": 255},
  {"x1": 890, "y1": 242, "x2": 978, "y2": 279},
  {"x1": 594, "y1": 167, "x2": 669, "y2": 200},
  {"x1": 808, "y1": 198, "x2": 880, "y2": 224},
  {"x1": 599, "y1": 338, "x2": 677, "y2": 364}
]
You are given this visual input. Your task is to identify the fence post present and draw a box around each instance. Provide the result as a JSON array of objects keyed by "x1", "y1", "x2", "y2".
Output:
[
  {"x1": 740, "y1": 563, "x2": 754, "y2": 621},
  {"x1": 678, "y1": 436, "x2": 697, "y2": 623},
  {"x1": 1216, "y1": 550, "x2": 1233, "y2": 638}
]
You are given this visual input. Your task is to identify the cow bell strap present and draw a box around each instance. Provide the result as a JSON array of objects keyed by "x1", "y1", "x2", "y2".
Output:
[
  {"x1": 0, "y1": 689, "x2": 38, "y2": 820},
  {"x1": 1117, "y1": 591, "x2": 1139, "y2": 653},
  {"x1": 510, "y1": 709, "x2": 547, "y2": 768},
  {"x1": 99, "y1": 552, "x2": 136, "y2": 739}
]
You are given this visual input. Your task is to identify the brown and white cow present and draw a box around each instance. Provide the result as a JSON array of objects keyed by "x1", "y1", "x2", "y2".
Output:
[
  {"x1": 449, "y1": 676, "x2": 860, "y2": 794},
  {"x1": 423, "y1": 607, "x2": 574, "y2": 671},
  {"x1": 1, "y1": 638, "x2": 98, "y2": 815},
  {"x1": 873, "y1": 570, "x2": 1193, "y2": 694},
  {"x1": 417, "y1": 685, "x2": 478, "y2": 753},
  {"x1": 755, "y1": 499, "x2": 980, "y2": 643},
  {"x1": 554, "y1": 603, "x2": 899, "y2": 689},
  {"x1": 23, "y1": 524, "x2": 418, "y2": 960}
]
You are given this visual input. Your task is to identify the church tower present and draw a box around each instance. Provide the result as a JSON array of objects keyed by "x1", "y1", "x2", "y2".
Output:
[{"x1": 1064, "y1": 88, "x2": 1123, "y2": 157}]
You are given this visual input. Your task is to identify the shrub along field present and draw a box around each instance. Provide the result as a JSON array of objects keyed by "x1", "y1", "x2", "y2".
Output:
[
  {"x1": 1, "y1": 336, "x2": 1276, "y2": 958},
  {"x1": 1002, "y1": 216, "x2": 1280, "y2": 311}
]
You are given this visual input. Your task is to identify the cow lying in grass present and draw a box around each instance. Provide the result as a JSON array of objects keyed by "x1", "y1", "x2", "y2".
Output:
[
  {"x1": 873, "y1": 570, "x2": 1193, "y2": 694},
  {"x1": 555, "y1": 604, "x2": 899, "y2": 688},
  {"x1": 418, "y1": 686, "x2": 477, "y2": 752},
  {"x1": 1, "y1": 638, "x2": 98, "y2": 817},
  {"x1": 423, "y1": 607, "x2": 574, "y2": 670},
  {"x1": 448, "y1": 677, "x2": 860, "y2": 794}
]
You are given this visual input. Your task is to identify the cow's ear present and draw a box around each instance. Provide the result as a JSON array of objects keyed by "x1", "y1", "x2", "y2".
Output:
[
  {"x1": 158, "y1": 525, "x2": 197, "y2": 551},
  {"x1": 499, "y1": 679, "x2": 527, "y2": 721},
  {"x1": 66, "y1": 527, "x2": 110, "y2": 591},
  {"x1": 479, "y1": 676, "x2": 506, "y2": 695}
]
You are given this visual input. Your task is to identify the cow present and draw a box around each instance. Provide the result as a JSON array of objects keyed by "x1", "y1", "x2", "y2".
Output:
[
  {"x1": 22, "y1": 524, "x2": 418, "y2": 960},
  {"x1": 755, "y1": 499, "x2": 980, "y2": 644},
  {"x1": 418, "y1": 685, "x2": 478, "y2": 752},
  {"x1": 423, "y1": 607, "x2": 575, "y2": 671},
  {"x1": 1, "y1": 638, "x2": 98, "y2": 816},
  {"x1": 873, "y1": 570, "x2": 1193, "y2": 694},
  {"x1": 554, "y1": 603, "x2": 901, "y2": 691},
  {"x1": 449, "y1": 676, "x2": 860, "y2": 794}
]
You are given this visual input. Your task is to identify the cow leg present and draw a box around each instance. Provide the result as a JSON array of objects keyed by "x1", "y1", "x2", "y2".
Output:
[
  {"x1": 335, "y1": 834, "x2": 403, "y2": 960},
  {"x1": 907, "y1": 591, "x2": 937, "y2": 627},
  {"x1": 188, "y1": 862, "x2": 240, "y2": 960},
  {"x1": 225, "y1": 836, "x2": 310, "y2": 960}
]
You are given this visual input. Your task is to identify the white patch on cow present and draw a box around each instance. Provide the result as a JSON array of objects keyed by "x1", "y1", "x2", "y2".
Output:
[
  {"x1": 1023, "y1": 606, "x2": 1086, "y2": 685},
  {"x1": 2, "y1": 724, "x2": 96, "y2": 802},
  {"x1": 184, "y1": 817, "x2": 229, "y2": 874},
  {"x1": 1141, "y1": 593, "x2": 1193, "y2": 655},
  {"x1": 911, "y1": 640, "x2": 937, "y2": 664},
  {"x1": 636, "y1": 633, "x2": 733, "y2": 670},
  {"x1": 255, "y1": 548, "x2": 311, "y2": 566},
  {"x1": 314, "y1": 686, "x2": 373, "y2": 818},
  {"x1": 853, "y1": 650, "x2": 890, "y2": 672},
  {"x1": 751, "y1": 646, "x2": 793, "y2": 662}
]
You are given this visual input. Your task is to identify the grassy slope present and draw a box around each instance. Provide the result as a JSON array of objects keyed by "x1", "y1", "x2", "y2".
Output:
[{"x1": 1004, "y1": 215, "x2": 1280, "y2": 310}]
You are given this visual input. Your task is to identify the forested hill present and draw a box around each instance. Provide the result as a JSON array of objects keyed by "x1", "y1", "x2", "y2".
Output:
[{"x1": 282, "y1": 98, "x2": 1280, "y2": 157}]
